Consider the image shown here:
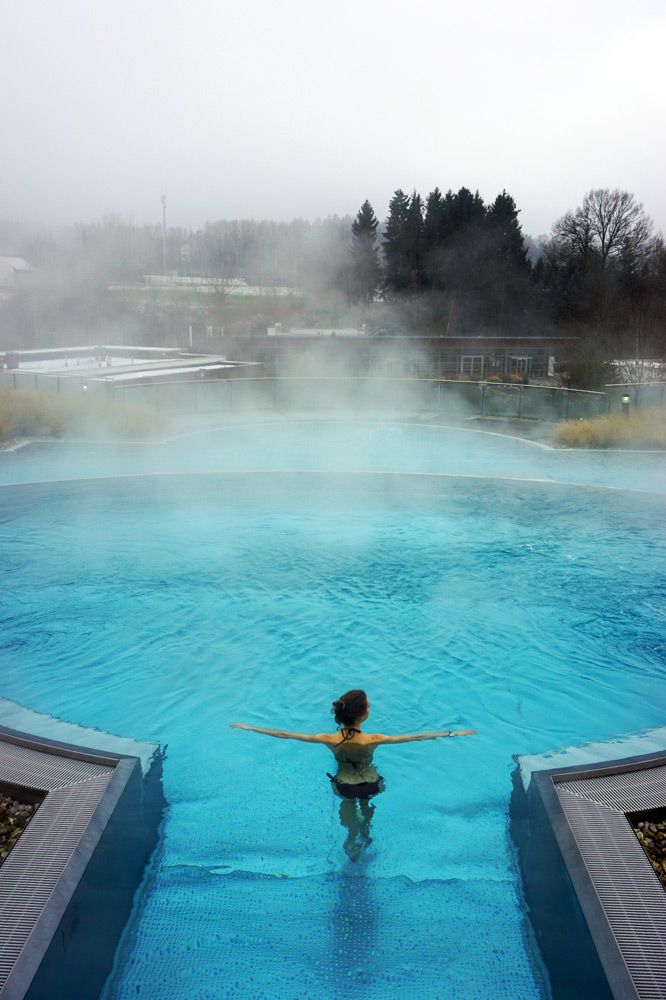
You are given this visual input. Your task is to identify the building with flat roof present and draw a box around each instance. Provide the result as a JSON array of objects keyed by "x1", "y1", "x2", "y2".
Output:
[
  {"x1": 0, "y1": 345, "x2": 260, "y2": 394},
  {"x1": 0, "y1": 256, "x2": 33, "y2": 301}
]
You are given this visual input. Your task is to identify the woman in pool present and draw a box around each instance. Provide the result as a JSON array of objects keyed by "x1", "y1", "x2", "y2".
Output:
[{"x1": 231, "y1": 689, "x2": 475, "y2": 859}]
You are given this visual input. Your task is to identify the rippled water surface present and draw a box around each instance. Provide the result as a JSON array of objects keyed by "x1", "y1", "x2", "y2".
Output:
[{"x1": 1, "y1": 424, "x2": 665, "y2": 999}]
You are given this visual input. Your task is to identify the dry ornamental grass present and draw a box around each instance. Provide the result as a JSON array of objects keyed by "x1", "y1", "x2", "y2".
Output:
[
  {"x1": 0, "y1": 389, "x2": 168, "y2": 442},
  {"x1": 553, "y1": 407, "x2": 666, "y2": 449}
]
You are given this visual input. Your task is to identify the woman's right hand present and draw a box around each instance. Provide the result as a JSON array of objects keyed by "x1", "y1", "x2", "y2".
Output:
[{"x1": 454, "y1": 729, "x2": 476, "y2": 736}]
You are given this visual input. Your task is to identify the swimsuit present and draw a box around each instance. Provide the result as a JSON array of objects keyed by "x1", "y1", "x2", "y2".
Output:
[
  {"x1": 327, "y1": 775, "x2": 385, "y2": 799},
  {"x1": 327, "y1": 728, "x2": 384, "y2": 800}
]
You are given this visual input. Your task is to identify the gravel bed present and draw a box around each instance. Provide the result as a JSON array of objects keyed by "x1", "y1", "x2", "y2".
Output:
[
  {"x1": 0, "y1": 791, "x2": 38, "y2": 866},
  {"x1": 632, "y1": 815, "x2": 666, "y2": 891}
]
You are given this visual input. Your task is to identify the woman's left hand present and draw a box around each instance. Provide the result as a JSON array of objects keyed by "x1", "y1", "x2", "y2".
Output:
[{"x1": 229, "y1": 722, "x2": 251, "y2": 730}]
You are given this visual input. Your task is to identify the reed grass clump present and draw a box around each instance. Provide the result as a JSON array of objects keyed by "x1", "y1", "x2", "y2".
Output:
[
  {"x1": 0, "y1": 390, "x2": 168, "y2": 442},
  {"x1": 553, "y1": 407, "x2": 666, "y2": 449}
]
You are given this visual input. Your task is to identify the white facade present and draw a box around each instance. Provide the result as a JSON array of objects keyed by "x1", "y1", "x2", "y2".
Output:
[{"x1": 267, "y1": 326, "x2": 365, "y2": 337}]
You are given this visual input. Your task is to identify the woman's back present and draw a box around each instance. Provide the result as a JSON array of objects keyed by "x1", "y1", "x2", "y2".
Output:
[{"x1": 331, "y1": 730, "x2": 378, "y2": 783}]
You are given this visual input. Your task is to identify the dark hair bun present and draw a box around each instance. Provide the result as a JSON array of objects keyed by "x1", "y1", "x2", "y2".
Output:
[{"x1": 332, "y1": 689, "x2": 368, "y2": 726}]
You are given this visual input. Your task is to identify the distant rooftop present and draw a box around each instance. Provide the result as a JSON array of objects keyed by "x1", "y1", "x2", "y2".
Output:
[
  {"x1": 261, "y1": 329, "x2": 577, "y2": 342},
  {"x1": 109, "y1": 276, "x2": 303, "y2": 298},
  {"x1": 267, "y1": 326, "x2": 366, "y2": 337},
  {"x1": 0, "y1": 345, "x2": 238, "y2": 381},
  {"x1": 3, "y1": 345, "x2": 181, "y2": 362},
  {"x1": 0, "y1": 256, "x2": 33, "y2": 298},
  {"x1": 0, "y1": 256, "x2": 33, "y2": 273},
  {"x1": 101, "y1": 363, "x2": 234, "y2": 382}
]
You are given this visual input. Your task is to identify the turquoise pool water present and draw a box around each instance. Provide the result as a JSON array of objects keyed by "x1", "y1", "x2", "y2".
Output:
[
  {"x1": 2, "y1": 419, "x2": 666, "y2": 493},
  {"x1": 1, "y1": 423, "x2": 665, "y2": 998}
]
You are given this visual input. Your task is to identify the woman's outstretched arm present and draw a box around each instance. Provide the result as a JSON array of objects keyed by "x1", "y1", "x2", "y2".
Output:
[
  {"x1": 371, "y1": 729, "x2": 476, "y2": 745},
  {"x1": 229, "y1": 723, "x2": 334, "y2": 744}
]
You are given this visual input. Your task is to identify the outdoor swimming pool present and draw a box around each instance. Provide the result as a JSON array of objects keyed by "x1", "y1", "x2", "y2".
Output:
[{"x1": 1, "y1": 422, "x2": 665, "y2": 999}]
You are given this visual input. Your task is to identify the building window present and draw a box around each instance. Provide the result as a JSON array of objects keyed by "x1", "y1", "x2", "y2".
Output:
[
  {"x1": 461, "y1": 355, "x2": 484, "y2": 377},
  {"x1": 509, "y1": 356, "x2": 531, "y2": 375}
]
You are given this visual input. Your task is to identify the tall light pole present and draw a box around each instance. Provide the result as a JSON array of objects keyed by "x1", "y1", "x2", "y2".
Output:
[{"x1": 161, "y1": 194, "x2": 167, "y2": 274}]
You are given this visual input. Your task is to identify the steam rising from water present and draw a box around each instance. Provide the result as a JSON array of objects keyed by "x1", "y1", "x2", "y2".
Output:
[{"x1": 1, "y1": 420, "x2": 665, "y2": 494}]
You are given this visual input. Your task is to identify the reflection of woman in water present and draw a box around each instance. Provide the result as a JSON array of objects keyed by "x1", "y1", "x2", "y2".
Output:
[{"x1": 230, "y1": 689, "x2": 476, "y2": 860}]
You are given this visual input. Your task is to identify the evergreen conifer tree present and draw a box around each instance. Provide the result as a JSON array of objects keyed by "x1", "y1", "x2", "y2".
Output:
[
  {"x1": 382, "y1": 189, "x2": 411, "y2": 295},
  {"x1": 405, "y1": 191, "x2": 425, "y2": 291},
  {"x1": 441, "y1": 188, "x2": 487, "y2": 295},
  {"x1": 449, "y1": 187, "x2": 486, "y2": 231},
  {"x1": 486, "y1": 191, "x2": 530, "y2": 272},
  {"x1": 350, "y1": 200, "x2": 382, "y2": 304},
  {"x1": 481, "y1": 190, "x2": 533, "y2": 331},
  {"x1": 423, "y1": 188, "x2": 445, "y2": 290}
]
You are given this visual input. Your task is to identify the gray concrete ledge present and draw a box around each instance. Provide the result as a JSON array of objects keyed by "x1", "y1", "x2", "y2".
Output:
[{"x1": 0, "y1": 723, "x2": 165, "y2": 1000}]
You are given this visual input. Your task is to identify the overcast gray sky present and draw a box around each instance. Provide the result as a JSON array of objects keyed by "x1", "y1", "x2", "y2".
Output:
[{"x1": 3, "y1": 0, "x2": 665, "y2": 237}]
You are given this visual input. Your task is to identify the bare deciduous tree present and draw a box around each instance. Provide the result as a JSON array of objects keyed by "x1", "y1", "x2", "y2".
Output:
[
  {"x1": 612, "y1": 357, "x2": 666, "y2": 382},
  {"x1": 552, "y1": 189, "x2": 657, "y2": 270}
]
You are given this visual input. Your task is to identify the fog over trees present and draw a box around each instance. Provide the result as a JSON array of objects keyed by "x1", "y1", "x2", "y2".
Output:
[
  {"x1": 349, "y1": 201, "x2": 382, "y2": 306},
  {"x1": 1, "y1": 186, "x2": 664, "y2": 387}
]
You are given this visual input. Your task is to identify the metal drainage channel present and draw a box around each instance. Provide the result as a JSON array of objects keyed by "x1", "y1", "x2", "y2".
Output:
[
  {"x1": 0, "y1": 733, "x2": 118, "y2": 996},
  {"x1": 545, "y1": 756, "x2": 666, "y2": 1000}
]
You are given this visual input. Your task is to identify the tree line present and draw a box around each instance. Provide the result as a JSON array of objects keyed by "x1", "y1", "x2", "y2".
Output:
[
  {"x1": 348, "y1": 187, "x2": 666, "y2": 368},
  {"x1": 1, "y1": 186, "x2": 664, "y2": 385},
  {"x1": 349, "y1": 188, "x2": 532, "y2": 336}
]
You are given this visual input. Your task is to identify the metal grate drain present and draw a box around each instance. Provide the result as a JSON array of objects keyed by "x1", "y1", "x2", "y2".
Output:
[
  {"x1": 0, "y1": 735, "x2": 116, "y2": 995},
  {"x1": 552, "y1": 760, "x2": 666, "y2": 999},
  {"x1": 0, "y1": 738, "x2": 115, "y2": 790},
  {"x1": 557, "y1": 764, "x2": 666, "y2": 814}
]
